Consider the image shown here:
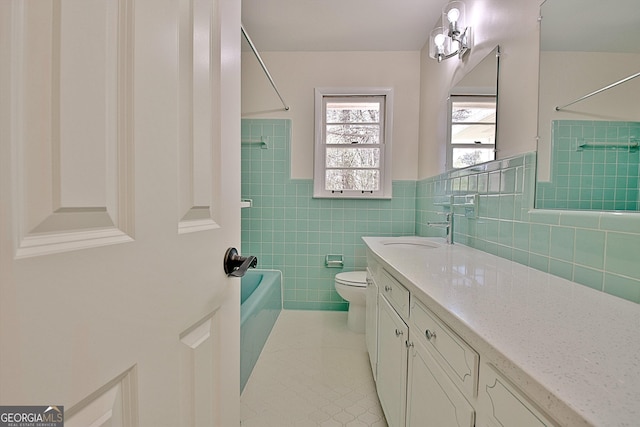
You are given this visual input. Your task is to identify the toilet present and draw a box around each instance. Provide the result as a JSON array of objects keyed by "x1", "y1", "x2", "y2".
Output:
[{"x1": 334, "y1": 271, "x2": 368, "y2": 333}]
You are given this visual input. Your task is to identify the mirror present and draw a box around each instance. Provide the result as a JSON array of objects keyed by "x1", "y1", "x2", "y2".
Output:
[
  {"x1": 447, "y1": 46, "x2": 500, "y2": 170},
  {"x1": 536, "y1": 0, "x2": 640, "y2": 211}
]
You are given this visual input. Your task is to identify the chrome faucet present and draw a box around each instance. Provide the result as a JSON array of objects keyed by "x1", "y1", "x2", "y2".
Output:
[{"x1": 427, "y1": 213, "x2": 454, "y2": 244}]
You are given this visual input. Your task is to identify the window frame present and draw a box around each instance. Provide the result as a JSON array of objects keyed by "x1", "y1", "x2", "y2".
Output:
[
  {"x1": 313, "y1": 87, "x2": 394, "y2": 199},
  {"x1": 446, "y1": 94, "x2": 497, "y2": 170}
]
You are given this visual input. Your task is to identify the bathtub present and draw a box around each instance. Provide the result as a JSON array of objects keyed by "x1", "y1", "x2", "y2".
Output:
[{"x1": 240, "y1": 269, "x2": 282, "y2": 392}]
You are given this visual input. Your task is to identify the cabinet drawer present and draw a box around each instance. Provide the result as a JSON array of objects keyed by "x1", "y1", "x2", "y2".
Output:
[
  {"x1": 379, "y1": 269, "x2": 410, "y2": 319},
  {"x1": 411, "y1": 298, "x2": 479, "y2": 398},
  {"x1": 478, "y1": 363, "x2": 556, "y2": 427}
]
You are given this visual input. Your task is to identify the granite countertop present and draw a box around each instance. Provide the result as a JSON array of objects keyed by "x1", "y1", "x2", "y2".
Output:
[{"x1": 363, "y1": 236, "x2": 640, "y2": 427}]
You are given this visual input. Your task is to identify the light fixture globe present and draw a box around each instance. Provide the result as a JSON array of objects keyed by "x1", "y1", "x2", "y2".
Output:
[
  {"x1": 429, "y1": 27, "x2": 450, "y2": 62},
  {"x1": 447, "y1": 8, "x2": 460, "y2": 25},
  {"x1": 443, "y1": 1, "x2": 466, "y2": 37}
]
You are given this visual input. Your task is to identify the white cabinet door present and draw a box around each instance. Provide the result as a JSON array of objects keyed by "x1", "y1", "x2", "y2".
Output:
[
  {"x1": 478, "y1": 363, "x2": 556, "y2": 427},
  {"x1": 366, "y1": 269, "x2": 378, "y2": 380},
  {"x1": 0, "y1": 0, "x2": 242, "y2": 425},
  {"x1": 406, "y1": 335, "x2": 475, "y2": 427},
  {"x1": 411, "y1": 297, "x2": 479, "y2": 399},
  {"x1": 376, "y1": 295, "x2": 408, "y2": 427}
]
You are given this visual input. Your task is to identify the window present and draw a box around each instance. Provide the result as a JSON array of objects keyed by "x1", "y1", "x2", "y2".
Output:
[
  {"x1": 447, "y1": 95, "x2": 496, "y2": 169},
  {"x1": 314, "y1": 88, "x2": 393, "y2": 199}
]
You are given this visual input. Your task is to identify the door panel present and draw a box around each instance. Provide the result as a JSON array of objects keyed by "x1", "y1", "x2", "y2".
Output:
[
  {"x1": 178, "y1": 0, "x2": 218, "y2": 233},
  {"x1": 65, "y1": 366, "x2": 138, "y2": 427},
  {"x1": 0, "y1": 0, "x2": 241, "y2": 425},
  {"x1": 7, "y1": 0, "x2": 134, "y2": 258}
]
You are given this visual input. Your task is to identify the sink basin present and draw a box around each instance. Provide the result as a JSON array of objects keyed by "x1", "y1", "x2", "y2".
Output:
[{"x1": 380, "y1": 238, "x2": 440, "y2": 249}]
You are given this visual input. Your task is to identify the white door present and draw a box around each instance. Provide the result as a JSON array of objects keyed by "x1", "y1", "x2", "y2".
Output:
[{"x1": 0, "y1": 0, "x2": 242, "y2": 425}]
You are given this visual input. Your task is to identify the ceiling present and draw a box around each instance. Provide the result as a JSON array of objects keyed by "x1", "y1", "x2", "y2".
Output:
[
  {"x1": 241, "y1": 0, "x2": 449, "y2": 52},
  {"x1": 241, "y1": 0, "x2": 640, "y2": 53}
]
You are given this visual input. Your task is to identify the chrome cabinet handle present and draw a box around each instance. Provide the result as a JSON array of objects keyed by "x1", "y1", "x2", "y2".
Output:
[
  {"x1": 425, "y1": 329, "x2": 437, "y2": 340},
  {"x1": 395, "y1": 329, "x2": 404, "y2": 337},
  {"x1": 405, "y1": 340, "x2": 414, "y2": 349},
  {"x1": 384, "y1": 285, "x2": 392, "y2": 292}
]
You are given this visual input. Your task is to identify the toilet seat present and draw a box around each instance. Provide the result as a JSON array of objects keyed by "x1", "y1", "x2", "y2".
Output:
[{"x1": 335, "y1": 271, "x2": 367, "y2": 287}]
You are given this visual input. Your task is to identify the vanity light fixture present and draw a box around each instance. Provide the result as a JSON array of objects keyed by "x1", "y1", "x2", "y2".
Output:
[{"x1": 429, "y1": 0, "x2": 471, "y2": 62}]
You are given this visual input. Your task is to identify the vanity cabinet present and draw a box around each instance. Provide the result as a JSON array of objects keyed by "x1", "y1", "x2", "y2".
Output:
[
  {"x1": 477, "y1": 363, "x2": 557, "y2": 427},
  {"x1": 406, "y1": 334, "x2": 474, "y2": 427},
  {"x1": 410, "y1": 298, "x2": 479, "y2": 399},
  {"x1": 405, "y1": 298, "x2": 476, "y2": 427},
  {"x1": 362, "y1": 236, "x2": 633, "y2": 427},
  {"x1": 372, "y1": 264, "x2": 475, "y2": 427},
  {"x1": 379, "y1": 269, "x2": 410, "y2": 319},
  {"x1": 376, "y1": 293, "x2": 408, "y2": 427},
  {"x1": 366, "y1": 248, "x2": 557, "y2": 427}
]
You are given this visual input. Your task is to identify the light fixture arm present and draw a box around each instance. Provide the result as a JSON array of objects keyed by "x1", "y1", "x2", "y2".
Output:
[
  {"x1": 437, "y1": 50, "x2": 461, "y2": 63},
  {"x1": 454, "y1": 26, "x2": 471, "y2": 58}
]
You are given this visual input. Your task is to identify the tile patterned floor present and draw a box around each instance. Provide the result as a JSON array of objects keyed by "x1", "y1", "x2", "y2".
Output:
[{"x1": 241, "y1": 310, "x2": 388, "y2": 427}]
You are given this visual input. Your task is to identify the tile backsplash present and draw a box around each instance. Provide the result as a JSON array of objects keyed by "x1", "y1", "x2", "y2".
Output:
[
  {"x1": 536, "y1": 120, "x2": 640, "y2": 210},
  {"x1": 417, "y1": 152, "x2": 640, "y2": 303},
  {"x1": 242, "y1": 119, "x2": 640, "y2": 307}
]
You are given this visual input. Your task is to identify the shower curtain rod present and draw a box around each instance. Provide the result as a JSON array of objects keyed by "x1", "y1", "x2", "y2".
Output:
[
  {"x1": 241, "y1": 24, "x2": 290, "y2": 111},
  {"x1": 555, "y1": 71, "x2": 640, "y2": 111}
]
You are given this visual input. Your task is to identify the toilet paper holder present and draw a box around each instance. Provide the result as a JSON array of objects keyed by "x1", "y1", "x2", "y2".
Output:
[{"x1": 325, "y1": 254, "x2": 344, "y2": 268}]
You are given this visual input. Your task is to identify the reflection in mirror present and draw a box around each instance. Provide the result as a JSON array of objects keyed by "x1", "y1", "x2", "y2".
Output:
[
  {"x1": 447, "y1": 47, "x2": 500, "y2": 170},
  {"x1": 536, "y1": 0, "x2": 640, "y2": 211}
]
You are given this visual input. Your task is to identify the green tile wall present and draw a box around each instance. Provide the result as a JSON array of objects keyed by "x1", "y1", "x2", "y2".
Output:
[
  {"x1": 536, "y1": 120, "x2": 640, "y2": 210},
  {"x1": 241, "y1": 119, "x2": 416, "y2": 310},
  {"x1": 416, "y1": 152, "x2": 640, "y2": 303},
  {"x1": 242, "y1": 119, "x2": 640, "y2": 307}
]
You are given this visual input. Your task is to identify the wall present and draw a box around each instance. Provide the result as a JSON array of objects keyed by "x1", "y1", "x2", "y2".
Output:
[
  {"x1": 416, "y1": 0, "x2": 640, "y2": 302},
  {"x1": 417, "y1": 152, "x2": 640, "y2": 303},
  {"x1": 240, "y1": 50, "x2": 422, "y2": 310},
  {"x1": 241, "y1": 119, "x2": 416, "y2": 310},
  {"x1": 240, "y1": 0, "x2": 640, "y2": 307},
  {"x1": 242, "y1": 121, "x2": 640, "y2": 306},
  {"x1": 537, "y1": 51, "x2": 640, "y2": 181},
  {"x1": 418, "y1": 0, "x2": 541, "y2": 179},
  {"x1": 242, "y1": 119, "x2": 640, "y2": 310},
  {"x1": 241, "y1": 50, "x2": 421, "y2": 180}
]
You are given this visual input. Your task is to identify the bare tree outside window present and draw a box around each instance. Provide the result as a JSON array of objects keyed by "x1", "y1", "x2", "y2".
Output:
[
  {"x1": 313, "y1": 88, "x2": 393, "y2": 199},
  {"x1": 324, "y1": 99, "x2": 383, "y2": 191}
]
